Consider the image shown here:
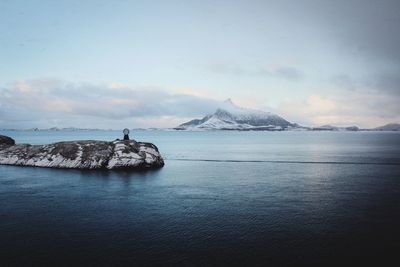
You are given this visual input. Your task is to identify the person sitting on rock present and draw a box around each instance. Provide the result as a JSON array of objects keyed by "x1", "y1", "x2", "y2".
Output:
[{"x1": 123, "y1": 128, "x2": 130, "y2": 140}]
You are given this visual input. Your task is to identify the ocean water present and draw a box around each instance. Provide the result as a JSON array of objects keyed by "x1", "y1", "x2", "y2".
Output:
[{"x1": 0, "y1": 130, "x2": 399, "y2": 266}]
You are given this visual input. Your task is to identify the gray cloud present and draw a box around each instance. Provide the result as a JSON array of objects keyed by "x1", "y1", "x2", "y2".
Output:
[
  {"x1": 274, "y1": 67, "x2": 303, "y2": 81},
  {"x1": 208, "y1": 63, "x2": 304, "y2": 81},
  {"x1": 330, "y1": 74, "x2": 356, "y2": 91},
  {"x1": 368, "y1": 72, "x2": 400, "y2": 96},
  {"x1": 330, "y1": 71, "x2": 400, "y2": 95},
  {"x1": 274, "y1": 0, "x2": 400, "y2": 64},
  {"x1": 1, "y1": 78, "x2": 398, "y2": 129},
  {"x1": 0, "y1": 79, "x2": 221, "y2": 129},
  {"x1": 330, "y1": 0, "x2": 400, "y2": 63}
]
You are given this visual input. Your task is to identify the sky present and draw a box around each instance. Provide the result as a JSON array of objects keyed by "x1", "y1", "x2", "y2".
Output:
[{"x1": 0, "y1": 0, "x2": 399, "y2": 129}]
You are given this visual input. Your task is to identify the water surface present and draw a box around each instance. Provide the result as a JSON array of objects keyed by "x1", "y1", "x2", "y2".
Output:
[{"x1": 1, "y1": 130, "x2": 399, "y2": 266}]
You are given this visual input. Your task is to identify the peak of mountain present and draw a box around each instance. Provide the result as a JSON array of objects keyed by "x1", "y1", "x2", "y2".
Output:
[
  {"x1": 224, "y1": 98, "x2": 234, "y2": 105},
  {"x1": 176, "y1": 99, "x2": 293, "y2": 131}
]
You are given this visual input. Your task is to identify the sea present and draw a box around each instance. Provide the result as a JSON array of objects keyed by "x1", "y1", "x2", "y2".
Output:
[{"x1": 0, "y1": 130, "x2": 399, "y2": 266}]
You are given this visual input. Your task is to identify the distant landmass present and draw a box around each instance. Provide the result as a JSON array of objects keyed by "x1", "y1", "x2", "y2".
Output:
[
  {"x1": 175, "y1": 99, "x2": 399, "y2": 132},
  {"x1": 0, "y1": 127, "x2": 164, "y2": 132},
  {"x1": 373, "y1": 123, "x2": 400, "y2": 131},
  {"x1": 0, "y1": 100, "x2": 398, "y2": 132},
  {"x1": 310, "y1": 125, "x2": 360, "y2": 131},
  {"x1": 0, "y1": 127, "x2": 111, "y2": 132},
  {"x1": 175, "y1": 99, "x2": 294, "y2": 131}
]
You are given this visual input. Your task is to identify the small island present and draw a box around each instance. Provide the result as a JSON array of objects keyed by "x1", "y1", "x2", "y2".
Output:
[{"x1": 0, "y1": 135, "x2": 164, "y2": 170}]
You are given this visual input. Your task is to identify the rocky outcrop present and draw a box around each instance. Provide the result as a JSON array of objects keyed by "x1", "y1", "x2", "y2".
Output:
[{"x1": 0, "y1": 135, "x2": 164, "y2": 170}]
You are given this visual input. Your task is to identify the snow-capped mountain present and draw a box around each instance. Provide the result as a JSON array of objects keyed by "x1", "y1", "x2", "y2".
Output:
[{"x1": 175, "y1": 99, "x2": 293, "y2": 130}]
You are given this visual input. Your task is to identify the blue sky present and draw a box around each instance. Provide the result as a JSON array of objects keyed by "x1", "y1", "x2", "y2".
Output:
[{"x1": 1, "y1": 0, "x2": 399, "y2": 128}]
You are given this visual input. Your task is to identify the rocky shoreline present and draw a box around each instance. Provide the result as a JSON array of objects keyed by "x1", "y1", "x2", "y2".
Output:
[{"x1": 0, "y1": 135, "x2": 164, "y2": 170}]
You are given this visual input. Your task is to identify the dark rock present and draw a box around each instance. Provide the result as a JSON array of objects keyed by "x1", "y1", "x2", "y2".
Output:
[{"x1": 0, "y1": 135, "x2": 15, "y2": 148}]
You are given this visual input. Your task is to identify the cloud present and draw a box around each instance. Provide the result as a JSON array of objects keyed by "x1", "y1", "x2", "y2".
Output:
[
  {"x1": 337, "y1": 0, "x2": 400, "y2": 63},
  {"x1": 1, "y1": 78, "x2": 398, "y2": 129},
  {"x1": 276, "y1": 90, "x2": 400, "y2": 128},
  {"x1": 289, "y1": 0, "x2": 400, "y2": 64},
  {"x1": 330, "y1": 74, "x2": 356, "y2": 91},
  {"x1": 329, "y1": 70, "x2": 400, "y2": 96},
  {"x1": 0, "y1": 79, "x2": 221, "y2": 129},
  {"x1": 208, "y1": 63, "x2": 304, "y2": 81},
  {"x1": 274, "y1": 67, "x2": 303, "y2": 81},
  {"x1": 368, "y1": 72, "x2": 400, "y2": 96}
]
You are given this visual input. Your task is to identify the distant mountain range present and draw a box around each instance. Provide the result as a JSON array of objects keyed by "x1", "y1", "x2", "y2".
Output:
[
  {"x1": 175, "y1": 99, "x2": 400, "y2": 131},
  {"x1": 175, "y1": 99, "x2": 293, "y2": 131},
  {"x1": 1, "y1": 100, "x2": 399, "y2": 132}
]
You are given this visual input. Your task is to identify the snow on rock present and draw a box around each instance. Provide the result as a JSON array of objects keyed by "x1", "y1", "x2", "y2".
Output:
[{"x1": 0, "y1": 135, "x2": 164, "y2": 170}]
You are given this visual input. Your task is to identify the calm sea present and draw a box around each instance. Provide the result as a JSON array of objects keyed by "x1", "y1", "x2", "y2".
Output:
[{"x1": 1, "y1": 130, "x2": 399, "y2": 266}]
